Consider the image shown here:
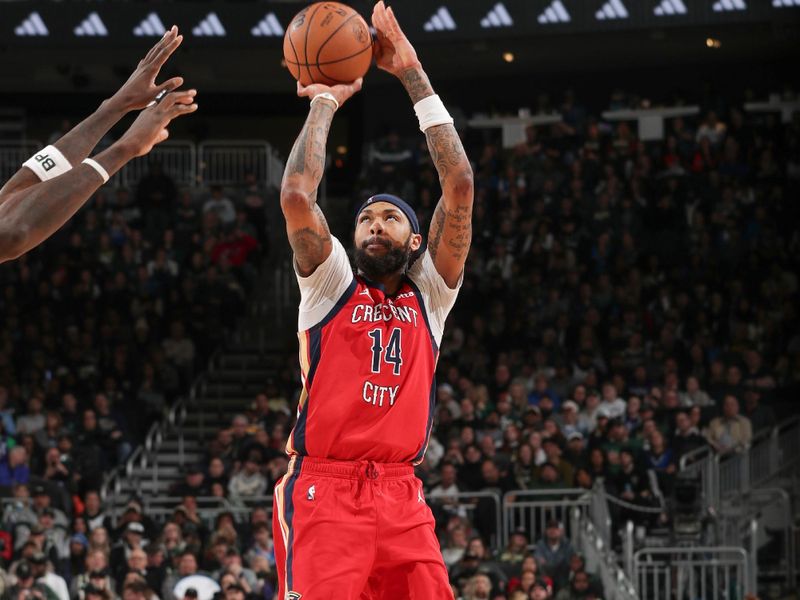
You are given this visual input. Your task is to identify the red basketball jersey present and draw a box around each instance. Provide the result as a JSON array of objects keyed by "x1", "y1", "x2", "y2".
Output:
[{"x1": 285, "y1": 237, "x2": 460, "y2": 464}]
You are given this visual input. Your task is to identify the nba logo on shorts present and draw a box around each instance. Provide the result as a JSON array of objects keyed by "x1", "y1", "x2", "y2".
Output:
[{"x1": 286, "y1": 593, "x2": 302, "y2": 600}]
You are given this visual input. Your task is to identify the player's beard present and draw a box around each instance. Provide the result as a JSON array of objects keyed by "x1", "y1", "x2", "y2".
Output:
[{"x1": 354, "y1": 235, "x2": 412, "y2": 280}]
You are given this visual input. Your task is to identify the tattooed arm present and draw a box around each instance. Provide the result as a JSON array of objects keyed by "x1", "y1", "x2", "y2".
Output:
[
  {"x1": 372, "y1": 1, "x2": 473, "y2": 288},
  {"x1": 281, "y1": 78, "x2": 362, "y2": 276}
]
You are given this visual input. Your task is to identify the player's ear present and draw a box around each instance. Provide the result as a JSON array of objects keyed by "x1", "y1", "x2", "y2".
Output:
[{"x1": 410, "y1": 233, "x2": 422, "y2": 252}]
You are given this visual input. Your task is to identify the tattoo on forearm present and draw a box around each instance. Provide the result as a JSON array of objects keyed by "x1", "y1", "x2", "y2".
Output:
[
  {"x1": 400, "y1": 67, "x2": 434, "y2": 104},
  {"x1": 284, "y1": 101, "x2": 335, "y2": 188},
  {"x1": 290, "y1": 205, "x2": 332, "y2": 271},
  {"x1": 425, "y1": 124, "x2": 467, "y2": 184},
  {"x1": 428, "y1": 201, "x2": 472, "y2": 264}
]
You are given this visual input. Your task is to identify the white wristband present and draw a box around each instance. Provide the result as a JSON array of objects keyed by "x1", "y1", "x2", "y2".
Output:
[
  {"x1": 82, "y1": 158, "x2": 110, "y2": 184},
  {"x1": 310, "y1": 92, "x2": 339, "y2": 112},
  {"x1": 413, "y1": 94, "x2": 454, "y2": 132},
  {"x1": 23, "y1": 145, "x2": 72, "y2": 181}
]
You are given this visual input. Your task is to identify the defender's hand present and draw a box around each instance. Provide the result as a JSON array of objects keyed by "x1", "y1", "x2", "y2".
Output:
[
  {"x1": 118, "y1": 89, "x2": 198, "y2": 157},
  {"x1": 371, "y1": 1, "x2": 420, "y2": 77},
  {"x1": 296, "y1": 78, "x2": 363, "y2": 108},
  {"x1": 112, "y1": 26, "x2": 185, "y2": 112}
]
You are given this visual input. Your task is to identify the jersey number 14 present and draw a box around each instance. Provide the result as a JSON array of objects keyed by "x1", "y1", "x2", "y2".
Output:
[{"x1": 368, "y1": 328, "x2": 403, "y2": 376}]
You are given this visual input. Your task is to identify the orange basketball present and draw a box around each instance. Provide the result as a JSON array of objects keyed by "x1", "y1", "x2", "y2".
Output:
[{"x1": 283, "y1": 2, "x2": 373, "y2": 87}]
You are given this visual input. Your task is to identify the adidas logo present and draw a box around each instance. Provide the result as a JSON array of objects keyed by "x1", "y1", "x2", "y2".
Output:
[
  {"x1": 14, "y1": 12, "x2": 49, "y2": 36},
  {"x1": 712, "y1": 0, "x2": 746, "y2": 10},
  {"x1": 773, "y1": 0, "x2": 800, "y2": 6},
  {"x1": 423, "y1": 7, "x2": 457, "y2": 32},
  {"x1": 74, "y1": 12, "x2": 108, "y2": 37},
  {"x1": 252, "y1": 13, "x2": 284, "y2": 37},
  {"x1": 654, "y1": 0, "x2": 688, "y2": 15},
  {"x1": 481, "y1": 3, "x2": 513, "y2": 28},
  {"x1": 193, "y1": 12, "x2": 226, "y2": 37},
  {"x1": 596, "y1": 0, "x2": 629, "y2": 20},
  {"x1": 537, "y1": 0, "x2": 571, "y2": 24},
  {"x1": 133, "y1": 13, "x2": 166, "y2": 37}
]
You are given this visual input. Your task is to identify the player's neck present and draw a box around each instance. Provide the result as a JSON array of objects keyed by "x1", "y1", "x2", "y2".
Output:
[{"x1": 357, "y1": 270, "x2": 405, "y2": 296}]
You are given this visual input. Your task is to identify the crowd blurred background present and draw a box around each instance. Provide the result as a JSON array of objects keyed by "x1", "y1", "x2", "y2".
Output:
[{"x1": 0, "y1": 78, "x2": 797, "y2": 600}]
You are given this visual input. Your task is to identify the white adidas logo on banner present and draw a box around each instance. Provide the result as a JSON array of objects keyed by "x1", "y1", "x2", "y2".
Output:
[
  {"x1": 133, "y1": 13, "x2": 166, "y2": 37},
  {"x1": 14, "y1": 12, "x2": 49, "y2": 36},
  {"x1": 654, "y1": 0, "x2": 688, "y2": 15},
  {"x1": 773, "y1": 0, "x2": 800, "y2": 6},
  {"x1": 481, "y1": 3, "x2": 514, "y2": 28},
  {"x1": 423, "y1": 7, "x2": 457, "y2": 31},
  {"x1": 252, "y1": 13, "x2": 284, "y2": 37},
  {"x1": 596, "y1": 0, "x2": 629, "y2": 20},
  {"x1": 193, "y1": 12, "x2": 226, "y2": 37},
  {"x1": 712, "y1": 0, "x2": 746, "y2": 11},
  {"x1": 538, "y1": 0, "x2": 571, "y2": 24},
  {"x1": 74, "y1": 12, "x2": 108, "y2": 36}
]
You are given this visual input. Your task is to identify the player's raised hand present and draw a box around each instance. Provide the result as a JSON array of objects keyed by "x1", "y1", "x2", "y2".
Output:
[
  {"x1": 118, "y1": 89, "x2": 198, "y2": 157},
  {"x1": 296, "y1": 78, "x2": 363, "y2": 109},
  {"x1": 112, "y1": 26, "x2": 186, "y2": 112},
  {"x1": 371, "y1": 1, "x2": 420, "y2": 77}
]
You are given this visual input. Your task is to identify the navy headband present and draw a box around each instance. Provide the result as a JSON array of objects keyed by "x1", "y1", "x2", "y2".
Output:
[{"x1": 356, "y1": 194, "x2": 420, "y2": 235}]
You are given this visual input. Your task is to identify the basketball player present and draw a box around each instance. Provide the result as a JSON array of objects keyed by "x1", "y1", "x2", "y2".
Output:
[
  {"x1": 273, "y1": 2, "x2": 473, "y2": 597},
  {"x1": 0, "y1": 26, "x2": 197, "y2": 263}
]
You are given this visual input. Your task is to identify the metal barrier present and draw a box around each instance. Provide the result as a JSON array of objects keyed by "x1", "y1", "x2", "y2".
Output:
[
  {"x1": 199, "y1": 140, "x2": 274, "y2": 187},
  {"x1": 114, "y1": 141, "x2": 197, "y2": 188},
  {"x1": 0, "y1": 140, "x2": 283, "y2": 191},
  {"x1": 428, "y1": 491, "x2": 503, "y2": 552},
  {"x1": 502, "y1": 489, "x2": 591, "y2": 551},
  {"x1": 0, "y1": 140, "x2": 41, "y2": 184},
  {"x1": 634, "y1": 546, "x2": 755, "y2": 599},
  {"x1": 580, "y1": 514, "x2": 638, "y2": 600}
]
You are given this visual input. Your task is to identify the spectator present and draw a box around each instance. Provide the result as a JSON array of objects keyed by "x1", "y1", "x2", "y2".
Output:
[
  {"x1": 30, "y1": 551, "x2": 69, "y2": 600},
  {"x1": 741, "y1": 389, "x2": 776, "y2": 433},
  {"x1": 533, "y1": 520, "x2": 574, "y2": 588},
  {"x1": 203, "y1": 186, "x2": 236, "y2": 227},
  {"x1": 671, "y1": 411, "x2": 707, "y2": 462},
  {"x1": 554, "y1": 569, "x2": 593, "y2": 600},
  {"x1": 228, "y1": 452, "x2": 267, "y2": 499},
  {"x1": 0, "y1": 447, "x2": 30, "y2": 487},
  {"x1": 705, "y1": 395, "x2": 753, "y2": 454}
]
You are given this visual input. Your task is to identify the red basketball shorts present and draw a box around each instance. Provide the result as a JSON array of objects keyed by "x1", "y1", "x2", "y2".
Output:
[{"x1": 272, "y1": 456, "x2": 453, "y2": 599}]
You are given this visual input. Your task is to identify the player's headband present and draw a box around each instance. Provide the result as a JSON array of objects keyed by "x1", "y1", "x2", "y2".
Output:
[{"x1": 356, "y1": 193, "x2": 420, "y2": 235}]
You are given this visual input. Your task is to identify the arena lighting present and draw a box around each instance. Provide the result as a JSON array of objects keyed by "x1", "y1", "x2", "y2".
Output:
[
  {"x1": 705, "y1": 37, "x2": 722, "y2": 47},
  {"x1": 336, "y1": 145, "x2": 347, "y2": 155},
  {"x1": 502, "y1": 51, "x2": 515, "y2": 62}
]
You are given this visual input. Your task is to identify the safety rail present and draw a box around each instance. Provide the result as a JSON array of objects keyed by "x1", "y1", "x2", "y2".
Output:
[
  {"x1": 633, "y1": 546, "x2": 755, "y2": 599},
  {"x1": 0, "y1": 139, "x2": 282, "y2": 190},
  {"x1": 428, "y1": 490, "x2": 503, "y2": 552},
  {"x1": 100, "y1": 348, "x2": 222, "y2": 518},
  {"x1": 502, "y1": 488, "x2": 591, "y2": 552},
  {"x1": 199, "y1": 140, "x2": 277, "y2": 187},
  {"x1": 578, "y1": 513, "x2": 638, "y2": 600},
  {"x1": 678, "y1": 415, "x2": 800, "y2": 512}
]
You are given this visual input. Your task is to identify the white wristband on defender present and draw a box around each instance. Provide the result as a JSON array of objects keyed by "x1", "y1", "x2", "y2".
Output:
[
  {"x1": 311, "y1": 92, "x2": 339, "y2": 112},
  {"x1": 82, "y1": 158, "x2": 110, "y2": 184},
  {"x1": 414, "y1": 94, "x2": 454, "y2": 132},
  {"x1": 23, "y1": 145, "x2": 72, "y2": 181}
]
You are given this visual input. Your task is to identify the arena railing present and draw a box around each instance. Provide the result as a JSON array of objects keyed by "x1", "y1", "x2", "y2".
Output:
[
  {"x1": 199, "y1": 140, "x2": 281, "y2": 188},
  {"x1": 502, "y1": 488, "x2": 591, "y2": 552},
  {"x1": 578, "y1": 513, "x2": 638, "y2": 600},
  {"x1": 632, "y1": 546, "x2": 755, "y2": 599},
  {"x1": 428, "y1": 490, "x2": 503, "y2": 552},
  {"x1": 0, "y1": 139, "x2": 284, "y2": 190}
]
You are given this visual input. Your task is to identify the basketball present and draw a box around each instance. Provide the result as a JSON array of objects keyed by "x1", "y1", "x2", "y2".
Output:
[{"x1": 283, "y1": 2, "x2": 373, "y2": 87}]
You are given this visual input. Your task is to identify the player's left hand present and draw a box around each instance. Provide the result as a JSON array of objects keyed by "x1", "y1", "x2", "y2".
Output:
[
  {"x1": 112, "y1": 25, "x2": 186, "y2": 112},
  {"x1": 371, "y1": 1, "x2": 420, "y2": 77}
]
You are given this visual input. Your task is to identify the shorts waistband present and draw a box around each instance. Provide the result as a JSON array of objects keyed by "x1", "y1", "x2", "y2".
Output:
[{"x1": 290, "y1": 455, "x2": 414, "y2": 480}]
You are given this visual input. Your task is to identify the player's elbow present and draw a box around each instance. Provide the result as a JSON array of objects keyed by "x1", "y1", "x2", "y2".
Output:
[
  {"x1": 445, "y1": 165, "x2": 474, "y2": 201},
  {"x1": 0, "y1": 224, "x2": 29, "y2": 262},
  {"x1": 280, "y1": 187, "x2": 312, "y2": 216}
]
